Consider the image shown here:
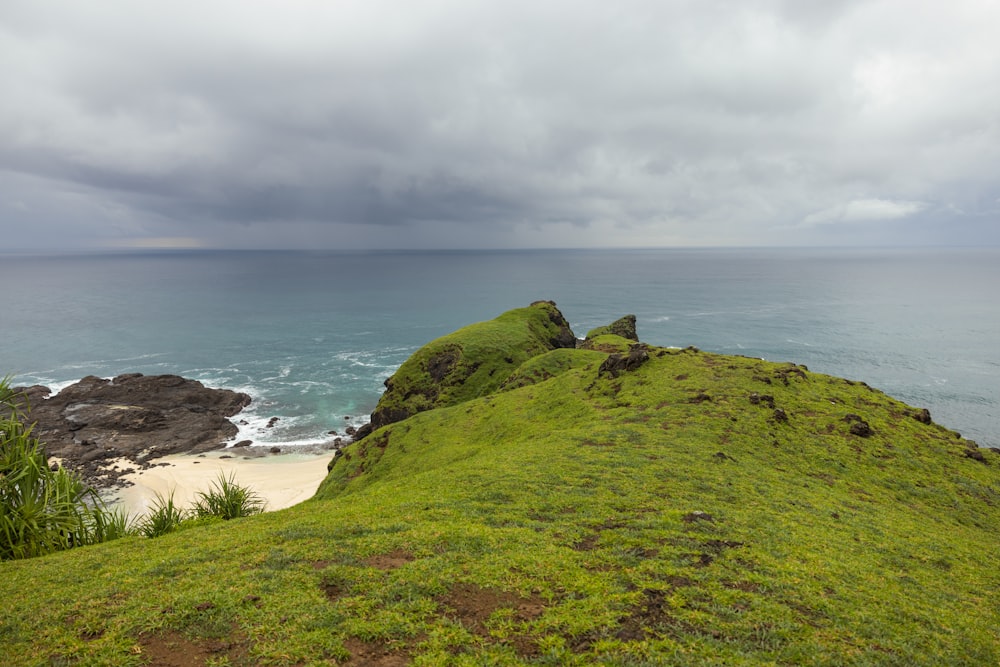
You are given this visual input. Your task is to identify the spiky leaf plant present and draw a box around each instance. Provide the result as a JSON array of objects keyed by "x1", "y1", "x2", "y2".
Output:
[
  {"x1": 138, "y1": 490, "x2": 187, "y2": 538},
  {"x1": 0, "y1": 402, "x2": 109, "y2": 560},
  {"x1": 191, "y1": 471, "x2": 266, "y2": 520}
]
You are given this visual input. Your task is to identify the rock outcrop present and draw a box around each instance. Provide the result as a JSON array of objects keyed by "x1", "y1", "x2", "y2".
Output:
[
  {"x1": 13, "y1": 374, "x2": 250, "y2": 488},
  {"x1": 597, "y1": 343, "x2": 650, "y2": 378}
]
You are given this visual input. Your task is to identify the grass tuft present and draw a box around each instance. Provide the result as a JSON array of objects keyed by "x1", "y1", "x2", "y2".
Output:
[{"x1": 191, "y1": 472, "x2": 267, "y2": 520}]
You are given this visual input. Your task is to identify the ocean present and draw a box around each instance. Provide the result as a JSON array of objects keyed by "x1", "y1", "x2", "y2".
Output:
[{"x1": 2, "y1": 247, "x2": 997, "y2": 449}]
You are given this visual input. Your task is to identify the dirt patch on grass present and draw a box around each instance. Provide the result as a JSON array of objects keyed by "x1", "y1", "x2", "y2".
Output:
[
  {"x1": 617, "y1": 588, "x2": 728, "y2": 642},
  {"x1": 616, "y1": 588, "x2": 683, "y2": 641},
  {"x1": 139, "y1": 629, "x2": 250, "y2": 667},
  {"x1": 364, "y1": 548, "x2": 416, "y2": 570},
  {"x1": 437, "y1": 582, "x2": 546, "y2": 656},
  {"x1": 342, "y1": 637, "x2": 412, "y2": 666},
  {"x1": 573, "y1": 533, "x2": 600, "y2": 551},
  {"x1": 438, "y1": 583, "x2": 545, "y2": 633}
]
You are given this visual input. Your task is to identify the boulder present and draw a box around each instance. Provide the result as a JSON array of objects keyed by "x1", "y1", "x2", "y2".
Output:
[{"x1": 598, "y1": 344, "x2": 650, "y2": 378}]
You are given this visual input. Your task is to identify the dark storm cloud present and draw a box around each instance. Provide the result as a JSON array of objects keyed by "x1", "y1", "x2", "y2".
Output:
[{"x1": 2, "y1": 0, "x2": 998, "y2": 249}]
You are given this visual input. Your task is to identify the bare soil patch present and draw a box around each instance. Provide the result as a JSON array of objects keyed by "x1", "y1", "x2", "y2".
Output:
[
  {"x1": 139, "y1": 629, "x2": 250, "y2": 667},
  {"x1": 364, "y1": 549, "x2": 416, "y2": 570}
]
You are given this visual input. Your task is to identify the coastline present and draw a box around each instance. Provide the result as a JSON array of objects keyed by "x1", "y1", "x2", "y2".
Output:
[{"x1": 107, "y1": 450, "x2": 335, "y2": 517}]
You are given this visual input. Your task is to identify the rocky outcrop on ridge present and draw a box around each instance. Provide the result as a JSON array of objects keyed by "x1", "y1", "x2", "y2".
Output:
[{"x1": 13, "y1": 374, "x2": 250, "y2": 488}]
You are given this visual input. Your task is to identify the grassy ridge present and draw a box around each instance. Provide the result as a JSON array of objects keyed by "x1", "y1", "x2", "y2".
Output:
[
  {"x1": 2, "y1": 307, "x2": 999, "y2": 665},
  {"x1": 363, "y1": 301, "x2": 575, "y2": 433}
]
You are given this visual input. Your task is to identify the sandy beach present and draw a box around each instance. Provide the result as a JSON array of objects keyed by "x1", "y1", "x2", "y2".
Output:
[{"x1": 109, "y1": 450, "x2": 336, "y2": 517}]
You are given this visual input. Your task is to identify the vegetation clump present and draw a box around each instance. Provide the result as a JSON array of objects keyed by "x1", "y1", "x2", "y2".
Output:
[{"x1": 192, "y1": 472, "x2": 267, "y2": 520}]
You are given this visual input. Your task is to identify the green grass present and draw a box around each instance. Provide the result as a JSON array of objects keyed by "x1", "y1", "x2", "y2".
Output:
[{"x1": 2, "y1": 310, "x2": 1000, "y2": 665}]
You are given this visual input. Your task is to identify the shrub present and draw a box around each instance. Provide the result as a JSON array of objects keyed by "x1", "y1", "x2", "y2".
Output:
[
  {"x1": 91, "y1": 506, "x2": 139, "y2": 542},
  {"x1": 138, "y1": 490, "x2": 187, "y2": 538},
  {"x1": 0, "y1": 407, "x2": 110, "y2": 560},
  {"x1": 191, "y1": 472, "x2": 266, "y2": 520}
]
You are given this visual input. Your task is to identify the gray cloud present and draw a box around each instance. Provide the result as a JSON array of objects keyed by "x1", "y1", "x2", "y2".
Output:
[{"x1": 2, "y1": 0, "x2": 999, "y2": 249}]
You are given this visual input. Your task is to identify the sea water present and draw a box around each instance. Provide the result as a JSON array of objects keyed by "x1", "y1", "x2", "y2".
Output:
[{"x1": 1, "y1": 248, "x2": 997, "y2": 448}]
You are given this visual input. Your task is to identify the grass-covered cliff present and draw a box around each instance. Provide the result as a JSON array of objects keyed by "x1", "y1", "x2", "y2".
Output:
[{"x1": 2, "y1": 302, "x2": 999, "y2": 666}]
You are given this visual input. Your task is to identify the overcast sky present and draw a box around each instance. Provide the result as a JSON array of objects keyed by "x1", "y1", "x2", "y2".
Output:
[{"x1": 2, "y1": 1, "x2": 999, "y2": 250}]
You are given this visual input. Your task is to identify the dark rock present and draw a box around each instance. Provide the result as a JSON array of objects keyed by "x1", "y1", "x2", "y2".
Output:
[
  {"x1": 13, "y1": 374, "x2": 250, "y2": 490},
  {"x1": 266, "y1": 417, "x2": 279, "y2": 428},
  {"x1": 911, "y1": 408, "x2": 933, "y2": 424},
  {"x1": 607, "y1": 315, "x2": 638, "y2": 341},
  {"x1": 748, "y1": 393, "x2": 776, "y2": 409},
  {"x1": 532, "y1": 300, "x2": 578, "y2": 348},
  {"x1": 345, "y1": 426, "x2": 357, "y2": 436},
  {"x1": 352, "y1": 423, "x2": 374, "y2": 441},
  {"x1": 772, "y1": 408, "x2": 789, "y2": 422},
  {"x1": 233, "y1": 440, "x2": 252, "y2": 448},
  {"x1": 269, "y1": 447, "x2": 282, "y2": 454},
  {"x1": 849, "y1": 421, "x2": 874, "y2": 437},
  {"x1": 427, "y1": 347, "x2": 459, "y2": 382},
  {"x1": 598, "y1": 344, "x2": 650, "y2": 378},
  {"x1": 964, "y1": 448, "x2": 986, "y2": 462}
]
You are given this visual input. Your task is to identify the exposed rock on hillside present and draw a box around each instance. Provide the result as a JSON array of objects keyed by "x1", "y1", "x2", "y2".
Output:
[
  {"x1": 598, "y1": 343, "x2": 650, "y2": 378},
  {"x1": 14, "y1": 374, "x2": 250, "y2": 488}
]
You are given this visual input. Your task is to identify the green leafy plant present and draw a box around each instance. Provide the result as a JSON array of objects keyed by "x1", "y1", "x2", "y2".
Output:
[
  {"x1": 191, "y1": 472, "x2": 266, "y2": 520},
  {"x1": 90, "y1": 505, "x2": 139, "y2": 542},
  {"x1": 138, "y1": 490, "x2": 187, "y2": 538},
  {"x1": 0, "y1": 379, "x2": 113, "y2": 560},
  {"x1": 0, "y1": 376, "x2": 128, "y2": 560}
]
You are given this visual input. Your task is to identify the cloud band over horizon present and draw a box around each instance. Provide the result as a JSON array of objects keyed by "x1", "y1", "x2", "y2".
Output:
[{"x1": 2, "y1": 0, "x2": 999, "y2": 249}]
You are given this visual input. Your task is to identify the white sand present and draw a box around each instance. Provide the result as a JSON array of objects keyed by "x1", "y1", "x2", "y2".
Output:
[{"x1": 110, "y1": 450, "x2": 336, "y2": 517}]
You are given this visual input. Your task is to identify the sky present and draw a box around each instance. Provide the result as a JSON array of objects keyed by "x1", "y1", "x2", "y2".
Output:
[{"x1": 2, "y1": 0, "x2": 999, "y2": 250}]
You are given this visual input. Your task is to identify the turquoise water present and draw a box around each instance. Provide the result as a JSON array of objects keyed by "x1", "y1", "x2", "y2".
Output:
[{"x1": 2, "y1": 248, "x2": 997, "y2": 448}]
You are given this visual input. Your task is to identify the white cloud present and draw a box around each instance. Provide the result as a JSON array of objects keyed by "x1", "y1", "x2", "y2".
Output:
[{"x1": 801, "y1": 199, "x2": 929, "y2": 227}]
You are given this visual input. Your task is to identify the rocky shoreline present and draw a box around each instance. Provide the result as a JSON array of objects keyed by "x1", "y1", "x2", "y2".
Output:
[{"x1": 13, "y1": 373, "x2": 344, "y2": 491}]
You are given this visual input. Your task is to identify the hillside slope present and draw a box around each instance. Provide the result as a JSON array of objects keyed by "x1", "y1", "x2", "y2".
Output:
[{"x1": 2, "y1": 305, "x2": 999, "y2": 666}]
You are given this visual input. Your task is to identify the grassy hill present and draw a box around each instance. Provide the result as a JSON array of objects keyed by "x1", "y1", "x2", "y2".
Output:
[{"x1": 2, "y1": 303, "x2": 999, "y2": 666}]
